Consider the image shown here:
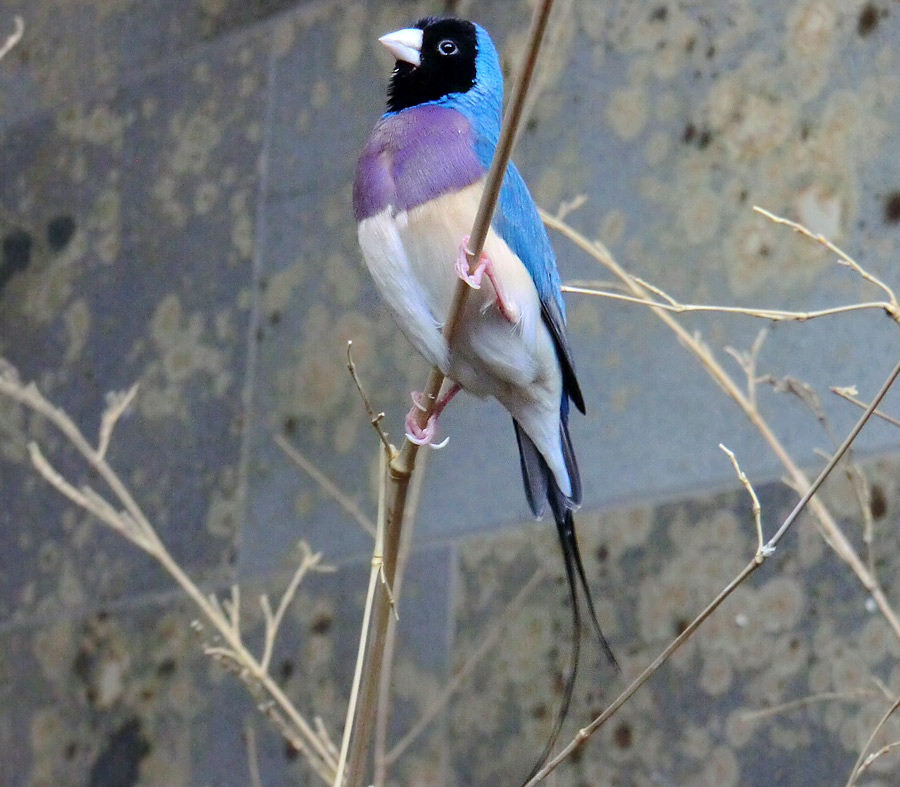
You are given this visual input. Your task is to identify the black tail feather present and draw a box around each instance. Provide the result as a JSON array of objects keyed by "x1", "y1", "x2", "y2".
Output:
[
  {"x1": 513, "y1": 420, "x2": 547, "y2": 518},
  {"x1": 547, "y1": 489, "x2": 618, "y2": 667},
  {"x1": 513, "y1": 419, "x2": 618, "y2": 784},
  {"x1": 521, "y1": 521, "x2": 582, "y2": 784},
  {"x1": 558, "y1": 510, "x2": 618, "y2": 666}
]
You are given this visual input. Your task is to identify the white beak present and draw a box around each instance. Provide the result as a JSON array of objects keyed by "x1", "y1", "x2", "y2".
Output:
[{"x1": 379, "y1": 27, "x2": 423, "y2": 67}]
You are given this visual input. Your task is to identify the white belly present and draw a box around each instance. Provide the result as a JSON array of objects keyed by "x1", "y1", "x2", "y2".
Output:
[{"x1": 357, "y1": 181, "x2": 567, "y2": 489}]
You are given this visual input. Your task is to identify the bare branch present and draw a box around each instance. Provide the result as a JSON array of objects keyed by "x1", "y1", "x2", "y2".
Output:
[
  {"x1": 855, "y1": 740, "x2": 900, "y2": 781},
  {"x1": 719, "y1": 444, "x2": 766, "y2": 558},
  {"x1": 740, "y1": 689, "x2": 879, "y2": 721},
  {"x1": 542, "y1": 210, "x2": 900, "y2": 643},
  {"x1": 245, "y1": 724, "x2": 263, "y2": 787},
  {"x1": 260, "y1": 542, "x2": 333, "y2": 674},
  {"x1": 846, "y1": 693, "x2": 900, "y2": 786},
  {"x1": 374, "y1": 451, "x2": 431, "y2": 784},
  {"x1": 522, "y1": 558, "x2": 761, "y2": 786},
  {"x1": 336, "y1": 449, "x2": 390, "y2": 786},
  {"x1": 27, "y1": 442, "x2": 150, "y2": 548},
  {"x1": 832, "y1": 386, "x2": 900, "y2": 429},
  {"x1": 0, "y1": 16, "x2": 23, "y2": 62},
  {"x1": 526, "y1": 213, "x2": 900, "y2": 782},
  {"x1": 98, "y1": 384, "x2": 139, "y2": 460},
  {"x1": 0, "y1": 370, "x2": 338, "y2": 781},
  {"x1": 754, "y1": 206, "x2": 899, "y2": 319},
  {"x1": 725, "y1": 329, "x2": 768, "y2": 409},
  {"x1": 275, "y1": 433, "x2": 376, "y2": 538},
  {"x1": 555, "y1": 193, "x2": 588, "y2": 222},
  {"x1": 527, "y1": 380, "x2": 900, "y2": 784},
  {"x1": 347, "y1": 341, "x2": 393, "y2": 455},
  {"x1": 315, "y1": 716, "x2": 340, "y2": 764},
  {"x1": 562, "y1": 284, "x2": 894, "y2": 323}
]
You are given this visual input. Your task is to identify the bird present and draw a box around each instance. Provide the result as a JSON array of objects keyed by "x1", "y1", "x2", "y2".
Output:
[{"x1": 353, "y1": 15, "x2": 615, "y2": 776}]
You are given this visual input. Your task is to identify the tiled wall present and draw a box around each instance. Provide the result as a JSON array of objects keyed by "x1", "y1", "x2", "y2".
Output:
[{"x1": 2, "y1": 1, "x2": 900, "y2": 784}]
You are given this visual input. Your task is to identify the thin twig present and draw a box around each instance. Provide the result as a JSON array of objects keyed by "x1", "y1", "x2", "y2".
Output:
[
  {"x1": 316, "y1": 716, "x2": 341, "y2": 763},
  {"x1": 98, "y1": 384, "x2": 139, "y2": 460},
  {"x1": 719, "y1": 444, "x2": 765, "y2": 556},
  {"x1": 725, "y1": 329, "x2": 768, "y2": 410},
  {"x1": 753, "y1": 206, "x2": 900, "y2": 319},
  {"x1": 846, "y1": 694, "x2": 900, "y2": 787},
  {"x1": 245, "y1": 724, "x2": 263, "y2": 787},
  {"x1": 347, "y1": 340, "x2": 393, "y2": 455},
  {"x1": 831, "y1": 386, "x2": 900, "y2": 429},
  {"x1": 740, "y1": 690, "x2": 879, "y2": 721},
  {"x1": 856, "y1": 740, "x2": 900, "y2": 780},
  {"x1": 561, "y1": 285, "x2": 894, "y2": 323},
  {"x1": 27, "y1": 443, "x2": 152, "y2": 549},
  {"x1": 260, "y1": 542, "x2": 333, "y2": 674},
  {"x1": 373, "y1": 450, "x2": 429, "y2": 786},
  {"x1": 764, "y1": 376, "x2": 880, "y2": 579},
  {"x1": 522, "y1": 558, "x2": 758, "y2": 786},
  {"x1": 335, "y1": 447, "x2": 390, "y2": 787},
  {"x1": 766, "y1": 355, "x2": 900, "y2": 548},
  {"x1": 555, "y1": 193, "x2": 588, "y2": 222},
  {"x1": 0, "y1": 15, "x2": 23, "y2": 62},
  {"x1": 275, "y1": 433, "x2": 376, "y2": 538}
]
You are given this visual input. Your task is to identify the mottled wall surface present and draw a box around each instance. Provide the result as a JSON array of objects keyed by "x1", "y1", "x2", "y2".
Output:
[{"x1": 1, "y1": 1, "x2": 900, "y2": 785}]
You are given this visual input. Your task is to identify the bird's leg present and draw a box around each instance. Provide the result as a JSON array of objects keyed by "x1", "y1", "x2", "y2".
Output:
[
  {"x1": 455, "y1": 236, "x2": 520, "y2": 324},
  {"x1": 405, "y1": 383, "x2": 461, "y2": 446}
]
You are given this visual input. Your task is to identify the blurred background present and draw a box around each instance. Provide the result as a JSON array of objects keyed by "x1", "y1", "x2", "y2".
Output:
[{"x1": 2, "y1": 0, "x2": 900, "y2": 784}]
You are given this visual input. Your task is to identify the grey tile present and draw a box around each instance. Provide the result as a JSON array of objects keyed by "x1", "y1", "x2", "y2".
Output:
[
  {"x1": 449, "y1": 465, "x2": 900, "y2": 785},
  {"x1": 0, "y1": 29, "x2": 270, "y2": 623},
  {"x1": 0, "y1": 596, "x2": 250, "y2": 787},
  {"x1": 0, "y1": 541, "x2": 452, "y2": 786},
  {"x1": 0, "y1": 0, "x2": 308, "y2": 129}
]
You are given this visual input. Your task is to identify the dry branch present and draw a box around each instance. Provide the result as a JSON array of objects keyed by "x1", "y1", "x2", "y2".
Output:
[
  {"x1": 0, "y1": 15, "x2": 23, "y2": 62},
  {"x1": 0, "y1": 367, "x2": 338, "y2": 783},
  {"x1": 542, "y1": 209, "x2": 900, "y2": 643},
  {"x1": 846, "y1": 694, "x2": 900, "y2": 786}
]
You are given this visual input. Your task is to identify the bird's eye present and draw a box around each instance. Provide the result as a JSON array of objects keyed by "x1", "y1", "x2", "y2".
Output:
[{"x1": 437, "y1": 39, "x2": 458, "y2": 55}]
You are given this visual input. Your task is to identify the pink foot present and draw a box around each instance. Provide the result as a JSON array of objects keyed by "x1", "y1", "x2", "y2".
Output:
[
  {"x1": 456, "y1": 236, "x2": 520, "y2": 324},
  {"x1": 405, "y1": 408, "x2": 438, "y2": 445},
  {"x1": 404, "y1": 384, "x2": 462, "y2": 447}
]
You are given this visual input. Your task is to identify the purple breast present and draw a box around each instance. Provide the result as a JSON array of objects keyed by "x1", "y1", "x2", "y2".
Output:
[{"x1": 353, "y1": 104, "x2": 485, "y2": 221}]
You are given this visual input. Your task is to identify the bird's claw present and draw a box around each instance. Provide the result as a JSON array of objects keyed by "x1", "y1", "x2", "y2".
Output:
[
  {"x1": 456, "y1": 235, "x2": 486, "y2": 290},
  {"x1": 455, "y1": 236, "x2": 519, "y2": 324},
  {"x1": 405, "y1": 385, "x2": 459, "y2": 448},
  {"x1": 405, "y1": 410, "x2": 437, "y2": 445},
  {"x1": 404, "y1": 409, "x2": 448, "y2": 448}
]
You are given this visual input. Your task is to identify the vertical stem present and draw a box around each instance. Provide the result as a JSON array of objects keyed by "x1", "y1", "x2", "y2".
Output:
[
  {"x1": 335, "y1": 449, "x2": 390, "y2": 785},
  {"x1": 373, "y1": 451, "x2": 429, "y2": 785},
  {"x1": 343, "y1": 459, "x2": 405, "y2": 785}
]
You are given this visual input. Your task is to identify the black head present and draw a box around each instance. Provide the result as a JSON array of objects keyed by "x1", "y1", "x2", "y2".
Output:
[{"x1": 383, "y1": 17, "x2": 479, "y2": 113}]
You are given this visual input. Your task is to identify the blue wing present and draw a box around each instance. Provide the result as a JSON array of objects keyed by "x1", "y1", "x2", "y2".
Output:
[
  {"x1": 457, "y1": 87, "x2": 583, "y2": 412},
  {"x1": 493, "y1": 161, "x2": 585, "y2": 414}
]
